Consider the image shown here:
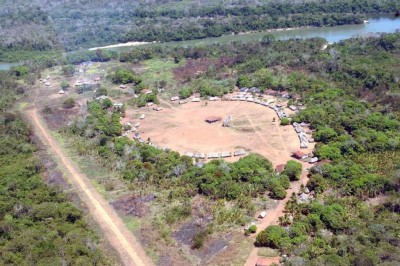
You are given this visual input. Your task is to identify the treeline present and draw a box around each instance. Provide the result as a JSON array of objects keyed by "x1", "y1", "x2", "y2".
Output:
[
  {"x1": 134, "y1": 0, "x2": 400, "y2": 18},
  {"x1": 123, "y1": 13, "x2": 366, "y2": 43},
  {"x1": 0, "y1": 67, "x2": 109, "y2": 264},
  {"x1": 1, "y1": 0, "x2": 398, "y2": 54}
]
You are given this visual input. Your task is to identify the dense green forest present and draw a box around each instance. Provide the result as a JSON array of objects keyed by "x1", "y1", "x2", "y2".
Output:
[
  {"x1": 0, "y1": 0, "x2": 399, "y2": 57},
  {"x1": 59, "y1": 32, "x2": 400, "y2": 264},
  {"x1": 0, "y1": 70, "x2": 109, "y2": 264}
]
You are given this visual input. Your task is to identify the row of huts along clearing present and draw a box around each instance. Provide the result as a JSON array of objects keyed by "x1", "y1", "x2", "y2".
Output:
[{"x1": 184, "y1": 149, "x2": 246, "y2": 159}]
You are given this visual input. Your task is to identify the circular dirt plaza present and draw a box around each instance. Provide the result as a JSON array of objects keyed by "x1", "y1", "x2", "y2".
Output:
[{"x1": 125, "y1": 100, "x2": 313, "y2": 165}]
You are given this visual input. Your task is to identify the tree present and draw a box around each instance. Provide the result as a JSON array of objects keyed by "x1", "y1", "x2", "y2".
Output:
[
  {"x1": 110, "y1": 68, "x2": 141, "y2": 84},
  {"x1": 101, "y1": 98, "x2": 112, "y2": 109},
  {"x1": 60, "y1": 80, "x2": 70, "y2": 90},
  {"x1": 280, "y1": 117, "x2": 290, "y2": 126},
  {"x1": 315, "y1": 127, "x2": 337, "y2": 143},
  {"x1": 237, "y1": 75, "x2": 252, "y2": 88},
  {"x1": 62, "y1": 98, "x2": 76, "y2": 109},
  {"x1": 255, "y1": 225, "x2": 290, "y2": 248},
  {"x1": 247, "y1": 225, "x2": 257, "y2": 234},
  {"x1": 12, "y1": 65, "x2": 29, "y2": 77},
  {"x1": 61, "y1": 65, "x2": 75, "y2": 76},
  {"x1": 283, "y1": 160, "x2": 302, "y2": 181},
  {"x1": 315, "y1": 144, "x2": 342, "y2": 160},
  {"x1": 179, "y1": 87, "x2": 193, "y2": 99}
]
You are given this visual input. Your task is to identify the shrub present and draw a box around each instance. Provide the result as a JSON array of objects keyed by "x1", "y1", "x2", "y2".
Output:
[
  {"x1": 12, "y1": 65, "x2": 29, "y2": 77},
  {"x1": 283, "y1": 160, "x2": 302, "y2": 181},
  {"x1": 280, "y1": 117, "x2": 290, "y2": 126},
  {"x1": 60, "y1": 80, "x2": 70, "y2": 90},
  {"x1": 280, "y1": 175, "x2": 290, "y2": 189},
  {"x1": 101, "y1": 98, "x2": 112, "y2": 109},
  {"x1": 192, "y1": 230, "x2": 207, "y2": 249},
  {"x1": 62, "y1": 98, "x2": 76, "y2": 109},
  {"x1": 61, "y1": 65, "x2": 75, "y2": 76},
  {"x1": 110, "y1": 68, "x2": 141, "y2": 84},
  {"x1": 270, "y1": 183, "x2": 287, "y2": 199},
  {"x1": 179, "y1": 87, "x2": 193, "y2": 99},
  {"x1": 255, "y1": 225, "x2": 290, "y2": 248},
  {"x1": 249, "y1": 225, "x2": 257, "y2": 233}
]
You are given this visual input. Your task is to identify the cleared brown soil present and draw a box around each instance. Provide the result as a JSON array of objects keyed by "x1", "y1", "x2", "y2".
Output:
[
  {"x1": 27, "y1": 107, "x2": 153, "y2": 266},
  {"x1": 125, "y1": 100, "x2": 313, "y2": 166}
]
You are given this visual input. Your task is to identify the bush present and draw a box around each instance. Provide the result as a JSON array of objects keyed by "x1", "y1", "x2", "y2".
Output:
[
  {"x1": 280, "y1": 175, "x2": 290, "y2": 189},
  {"x1": 255, "y1": 225, "x2": 290, "y2": 248},
  {"x1": 249, "y1": 225, "x2": 257, "y2": 233},
  {"x1": 61, "y1": 65, "x2": 75, "y2": 76},
  {"x1": 12, "y1": 65, "x2": 29, "y2": 77},
  {"x1": 280, "y1": 117, "x2": 290, "y2": 126},
  {"x1": 60, "y1": 80, "x2": 70, "y2": 90},
  {"x1": 179, "y1": 87, "x2": 193, "y2": 99},
  {"x1": 192, "y1": 230, "x2": 207, "y2": 249},
  {"x1": 283, "y1": 160, "x2": 302, "y2": 181},
  {"x1": 110, "y1": 68, "x2": 141, "y2": 84},
  {"x1": 101, "y1": 98, "x2": 112, "y2": 109},
  {"x1": 95, "y1": 87, "x2": 108, "y2": 97},
  {"x1": 270, "y1": 183, "x2": 287, "y2": 199},
  {"x1": 62, "y1": 98, "x2": 76, "y2": 109}
]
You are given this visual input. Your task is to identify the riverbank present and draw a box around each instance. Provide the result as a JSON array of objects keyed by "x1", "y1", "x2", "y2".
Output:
[{"x1": 88, "y1": 41, "x2": 154, "y2": 51}]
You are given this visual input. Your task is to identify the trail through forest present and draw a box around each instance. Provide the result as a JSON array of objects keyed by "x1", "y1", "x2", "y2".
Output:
[
  {"x1": 27, "y1": 107, "x2": 152, "y2": 266},
  {"x1": 244, "y1": 162, "x2": 310, "y2": 266}
]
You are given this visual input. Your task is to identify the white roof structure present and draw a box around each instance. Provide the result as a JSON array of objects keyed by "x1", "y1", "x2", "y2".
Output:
[
  {"x1": 194, "y1": 152, "x2": 206, "y2": 159},
  {"x1": 220, "y1": 152, "x2": 232, "y2": 158},
  {"x1": 207, "y1": 153, "x2": 220, "y2": 159},
  {"x1": 170, "y1": 96, "x2": 180, "y2": 101},
  {"x1": 234, "y1": 149, "x2": 246, "y2": 156}
]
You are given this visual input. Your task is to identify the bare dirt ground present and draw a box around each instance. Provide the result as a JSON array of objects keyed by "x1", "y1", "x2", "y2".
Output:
[
  {"x1": 124, "y1": 100, "x2": 313, "y2": 166},
  {"x1": 26, "y1": 106, "x2": 153, "y2": 266}
]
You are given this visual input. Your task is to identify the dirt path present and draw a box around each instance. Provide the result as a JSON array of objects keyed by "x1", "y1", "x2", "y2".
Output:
[
  {"x1": 158, "y1": 98, "x2": 177, "y2": 110},
  {"x1": 244, "y1": 162, "x2": 310, "y2": 266},
  {"x1": 27, "y1": 108, "x2": 153, "y2": 266}
]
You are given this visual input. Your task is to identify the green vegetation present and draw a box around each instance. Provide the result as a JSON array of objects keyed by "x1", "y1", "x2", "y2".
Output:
[
  {"x1": 0, "y1": 71, "x2": 108, "y2": 265},
  {"x1": 62, "y1": 98, "x2": 76, "y2": 109},
  {"x1": 282, "y1": 160, "x2": 302, "y2": 181},
  {"x1": 280, "y1": 117, "x2": 290, "y2": 126},
  {"x1": 1, "y1": 0, "x2": 399, "y2": 56},
  {"x1": 56, "y1": 30, "x2": 400, "y2": 264},
  {"x1": 109, "y1": 68, "x2": 142, "y2": 85},
  {"x1": 60, "y1": 80, "x2": 70, "y2": 90}
]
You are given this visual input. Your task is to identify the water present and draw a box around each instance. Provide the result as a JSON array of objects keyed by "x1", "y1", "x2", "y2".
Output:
[
  {"x1": 272, "y1": 15, "x2": 400, "y2": 43},
  {"x1": 158, "y1": 14, "x2": 400, "y2": 47},
  {"x1": 0, "y1": 62, "x2": 22, "y2": 71}
]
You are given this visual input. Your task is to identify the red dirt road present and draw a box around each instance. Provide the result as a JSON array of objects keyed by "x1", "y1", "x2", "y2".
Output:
[
  {"x1": 244, "y1": 161, "x2": 310, "y2": 266},
  {"x1": 27, "y1": 108, "x2": 153, "y2": 266}
]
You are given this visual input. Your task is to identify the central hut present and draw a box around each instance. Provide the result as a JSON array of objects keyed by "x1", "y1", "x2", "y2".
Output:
[{"x1": 205, "y1": 116, "x2": 222, "y2": 123}]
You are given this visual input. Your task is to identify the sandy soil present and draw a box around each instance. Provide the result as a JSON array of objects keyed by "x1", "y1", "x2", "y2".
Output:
[
  {"x1": 88, "y1": 41, "x2": 151, "y2": 50},
  {"x1": 124, "y1": 100, "x2": 313, "y2": 166},
  {"x1": 27, "y1": 104, "x2": 153, "y2": 266}
]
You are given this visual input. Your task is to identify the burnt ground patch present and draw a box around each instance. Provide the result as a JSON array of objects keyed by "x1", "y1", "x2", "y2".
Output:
[{"x1": 111, "y1": 194, "x2": 156, "y2": 218}]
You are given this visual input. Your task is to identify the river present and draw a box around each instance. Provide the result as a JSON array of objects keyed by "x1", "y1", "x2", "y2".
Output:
[
  {"x1": 161, "y1": 14, "x2": 400, "y2": 47},
  {"x1": 2, "y1": 15, "x2": 400, "y2": 70},
  {"x1": 0, "y1": 62, "x2": 22, "y2": 71}
]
